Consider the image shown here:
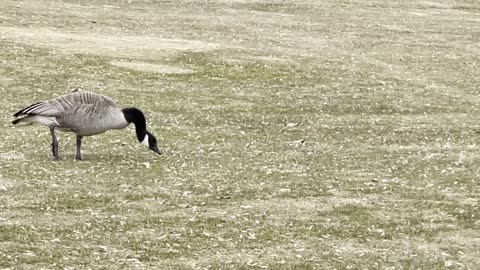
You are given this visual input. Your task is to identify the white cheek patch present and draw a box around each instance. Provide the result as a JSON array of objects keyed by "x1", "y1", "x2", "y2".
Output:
[{"x1": 141, "y1": 134, "x2": 149, "y2": 147}]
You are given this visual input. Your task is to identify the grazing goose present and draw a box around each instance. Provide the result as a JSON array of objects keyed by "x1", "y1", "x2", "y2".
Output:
[{"x1": 12, "y1": 90, "x2": 161, "y2": 160}]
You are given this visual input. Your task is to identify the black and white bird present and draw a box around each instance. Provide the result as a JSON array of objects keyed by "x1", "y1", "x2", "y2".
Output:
[{"x1": 12, "y1": 90, "x2": 161, "y2": 160}]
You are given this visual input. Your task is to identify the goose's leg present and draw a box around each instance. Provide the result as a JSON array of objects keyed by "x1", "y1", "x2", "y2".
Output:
[
  {"x1": 50, "y1": 126, "x2": 60, "y2": 160},
  {"x1": 76, "y1": 135, "x2": 83, "y2": 161}
]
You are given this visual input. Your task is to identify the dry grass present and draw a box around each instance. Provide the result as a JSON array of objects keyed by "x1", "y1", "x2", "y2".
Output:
[{"x1": 1, "y1": 0, "x2": 479, "y2": 269}]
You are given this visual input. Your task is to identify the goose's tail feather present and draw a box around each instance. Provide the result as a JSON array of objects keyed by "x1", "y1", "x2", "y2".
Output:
[
  {"x1": 12, "y1": 116, "x2": 32, "y2": 125},
  {"x1": 12, "y1": 115, "x2": 57, "y2": 126},
  {"x1": 13, "y1": 102, "x2": 44, "y2": 117}
]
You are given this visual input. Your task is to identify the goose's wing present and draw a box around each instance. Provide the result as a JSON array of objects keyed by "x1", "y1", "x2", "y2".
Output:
[
  {"x1": 59, "y1": 103, "x2": 112, "y2": 134},
  {"x1": 13, "y1": 91, "x2": 118, "y2": 117},
  {"x1": 59, "y1": 99, "x2": 128, "y2": 136}
]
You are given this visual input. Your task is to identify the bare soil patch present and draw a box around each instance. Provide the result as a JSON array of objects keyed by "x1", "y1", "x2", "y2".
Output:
[
  {"x1": 111, "y1": 61, "x2": 194, "y2": 74},
  {"x1": 0, "y1": 26, "x2": 218, "y2": 59}
]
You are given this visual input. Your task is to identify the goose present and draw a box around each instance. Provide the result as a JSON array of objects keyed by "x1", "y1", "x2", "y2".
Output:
[{"x1": 12, "y1": 90, "x2": 161, "y2": 160}]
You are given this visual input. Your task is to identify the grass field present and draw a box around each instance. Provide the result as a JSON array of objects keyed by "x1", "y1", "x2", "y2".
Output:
[{"x1": 1, "y1": 0, "x2": 479, "y2": 269}]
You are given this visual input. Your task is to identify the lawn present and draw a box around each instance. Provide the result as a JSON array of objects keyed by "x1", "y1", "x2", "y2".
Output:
[{"x1": 0, "y1": 0, "x2": 479, "y2": 269}]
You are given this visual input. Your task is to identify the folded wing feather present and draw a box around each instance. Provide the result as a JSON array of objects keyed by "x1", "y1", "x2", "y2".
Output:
[{"x1": 13, "y1": 91, "x2": 118, "y2": 118}]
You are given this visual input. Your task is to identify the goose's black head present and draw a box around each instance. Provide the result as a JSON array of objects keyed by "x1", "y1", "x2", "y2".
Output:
[
  {"x1": 122, "y1": 107, "x2": 161, "y2": 155},
  {"x1": 141, "y1": 131, "x2": 161, "y2": 155}
]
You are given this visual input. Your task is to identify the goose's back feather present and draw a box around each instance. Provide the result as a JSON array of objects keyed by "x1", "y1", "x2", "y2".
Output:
[{"x1": 14, "y1": 91, "x2": 118, "y2": 117}]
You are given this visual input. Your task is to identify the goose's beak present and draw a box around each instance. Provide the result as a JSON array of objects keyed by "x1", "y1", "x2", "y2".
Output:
[{"x1": 150, "y1": 146, "x2": 162, "y2": 155}]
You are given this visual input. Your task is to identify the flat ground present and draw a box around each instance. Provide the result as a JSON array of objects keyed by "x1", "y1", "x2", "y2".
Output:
[{"x1": 0, "y1": 0, "x2": 479, "y2": 269}]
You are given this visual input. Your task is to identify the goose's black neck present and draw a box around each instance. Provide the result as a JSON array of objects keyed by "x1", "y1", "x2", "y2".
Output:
[{"x1": 122, "y1": 107, "x2": 147, "y2": 142}]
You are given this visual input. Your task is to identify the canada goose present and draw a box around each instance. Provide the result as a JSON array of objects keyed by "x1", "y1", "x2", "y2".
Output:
[{"x1": 12, "y1": 90, "x2": 161, "y2": 160}]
